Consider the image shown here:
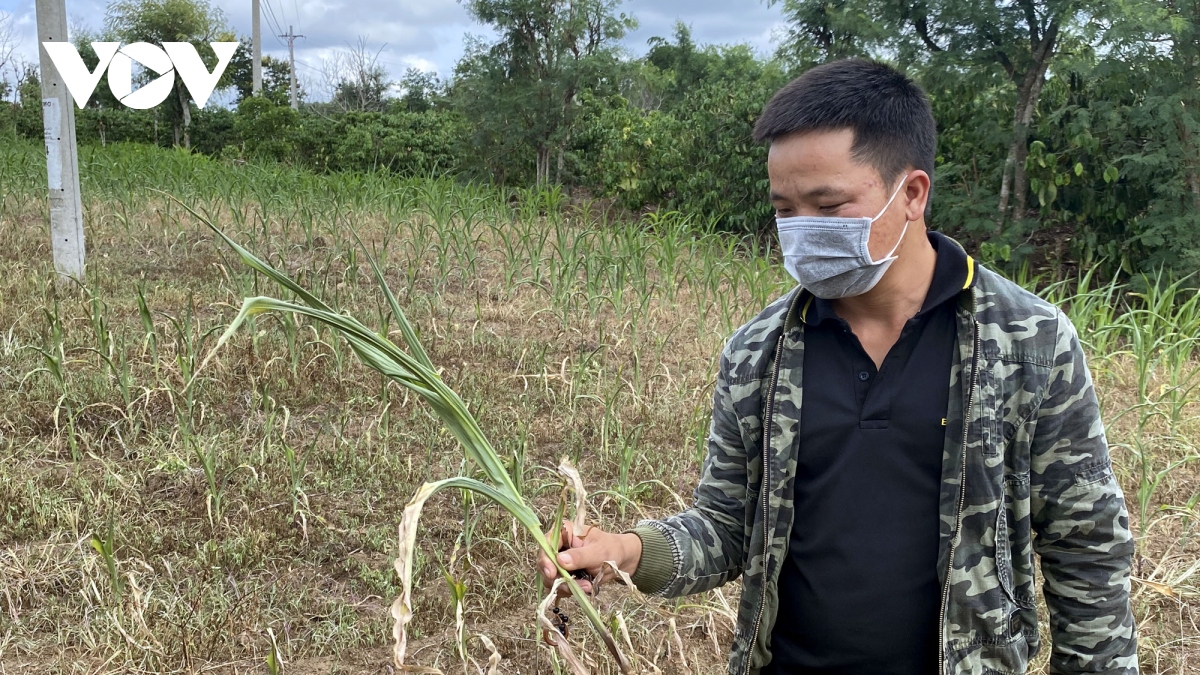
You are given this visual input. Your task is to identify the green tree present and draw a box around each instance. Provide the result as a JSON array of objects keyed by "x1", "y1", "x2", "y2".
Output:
[
  {"x1": 70, "y1": 26, "x2": 124, "y2": 110},
  {"x1": 644, "y1": 23, "x2": 711, "y2": 108},
  {"x1": 772, "y1": 0, "x2": 1105, "y2": 231},
  {"x1": 233, "y1": 95, "x2": 299, "y2": 159},
  {"x1": 453, "y1": 0, "x2": 636, "y2": 185},
  {"x1": 396, "y1": 68, "x2": 445, "y2": 113},
  {"x1": 224, "y1": 38, "x2": 295, "y2": 106},
  {"x1": 104, "y1": 0, "x2": 235, "y2": 148},
  {"x1": 770, "y1": 0, "x2": 880, "y2": 64},
  {"x1": 901, "y1": 0, "x2": 1080, "y2": 226},
  {"x1": 332, "y1": 69, "x2": 388, "y2": 112},
  {"x1": 575, "y1": 42, "x2": 788, "y2": 231},
  {"x1": 1016, "y1": 0, "x2": 1200, "y2": 272}
]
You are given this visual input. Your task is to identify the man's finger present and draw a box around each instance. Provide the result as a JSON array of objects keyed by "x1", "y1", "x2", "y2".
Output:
[{"x1": 555, "y1": 542, "x2": 607, "y2": 576}]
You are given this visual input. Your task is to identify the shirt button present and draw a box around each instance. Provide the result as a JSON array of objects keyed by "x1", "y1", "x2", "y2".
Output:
[{"x1": 858, "y1": 371, "x2": 870, "y2": 381}]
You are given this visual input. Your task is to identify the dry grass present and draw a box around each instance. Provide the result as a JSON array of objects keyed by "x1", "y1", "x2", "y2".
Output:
[{"x1": 0, "y1": 140, "x2": 1196, "y2": 673}]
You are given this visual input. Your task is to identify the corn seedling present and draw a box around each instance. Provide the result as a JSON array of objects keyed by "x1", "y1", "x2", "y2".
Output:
[
  {"x1": 265, "y1": 627, "x2": 284, "y2": 675},
  {"x1": 177, "y1": 197, "x2": 634, "y2": 673},
  {"x1": 194, "y1": 435, "x2": 225, "y2": 527},
  {"x1": 90, "y1": 515, "x2": 124, "y2": 606},
  {"x1": 442, "y1": 543, "x2": 469, "y2": 669},
  {"x1": 282, "y1": 420, "x2": 316, "y2": 524}
]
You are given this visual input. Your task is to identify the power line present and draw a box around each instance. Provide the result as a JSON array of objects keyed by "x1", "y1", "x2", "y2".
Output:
[
  {"x1": 263, "y1": 13, "x2": 285, "y2": 47},
  {"x1": 261, "y1": 0, "x2": 287, "y2": 48},
  {"x1": 274, "y1": 0, "x2": 289, "y2": 34},
  {"x1": 262, "y1": 0, "x2": 282, "y2": 31}
]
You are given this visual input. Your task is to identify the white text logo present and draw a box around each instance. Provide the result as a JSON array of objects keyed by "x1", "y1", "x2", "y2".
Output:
[{"x1": 42, "y1": 41, "x2": 240, "y2": 109}]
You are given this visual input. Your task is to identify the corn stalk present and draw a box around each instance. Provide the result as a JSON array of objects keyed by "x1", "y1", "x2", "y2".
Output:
[{"x1": 175, "y1": 195, "x2": 631, "y2": 673}]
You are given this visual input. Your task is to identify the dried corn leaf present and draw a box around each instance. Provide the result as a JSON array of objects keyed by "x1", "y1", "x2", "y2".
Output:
[
  {"x1": 477, "y1": 634, "x2": 502, "y2": 675},
  {"x1": 1133, "y1": 576, "x2": 1176, "y2": 597},
  {"x1": 539, "y1": 579, "x2": 591, "y2": 675},
  {"x1": 558, "y1": 457, "x2": 589, "y2": 536}
]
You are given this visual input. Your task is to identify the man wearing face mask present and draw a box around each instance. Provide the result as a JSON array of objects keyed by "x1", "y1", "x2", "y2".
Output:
[{"x1": 536, "y1": 58, "x2": 1137, "y2": 675}]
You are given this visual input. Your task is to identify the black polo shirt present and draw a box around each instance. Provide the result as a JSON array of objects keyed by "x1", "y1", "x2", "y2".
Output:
[{"x1": 763, "y1": 231, "x2": 972, "y2": 675}]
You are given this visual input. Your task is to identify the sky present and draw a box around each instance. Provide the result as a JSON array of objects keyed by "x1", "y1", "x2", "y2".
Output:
[{"x1": 0, "y1": 0, "x2": 788, "y2": 102}]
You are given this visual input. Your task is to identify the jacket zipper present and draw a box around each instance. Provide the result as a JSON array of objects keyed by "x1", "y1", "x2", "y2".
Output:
[
  {"x1": 938, "y1": 319, "x2": 981, "y2": 674},
  {"x1": 744, "y1": 332, "x2": 785, "y2": 675}
]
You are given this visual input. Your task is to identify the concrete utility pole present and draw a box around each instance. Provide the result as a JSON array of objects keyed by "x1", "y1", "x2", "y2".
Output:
[
  {"x1": 252, "y1": 0, "x2": 261, "y2": 95},
  {"x1": 35, "y1": 0, "x2": 86, "y2": 283},
  {"x1": 281, "y1": 25, "x2": 303, "y2": 110}
]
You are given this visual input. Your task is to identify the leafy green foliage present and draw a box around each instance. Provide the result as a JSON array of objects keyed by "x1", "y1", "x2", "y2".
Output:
[
  {"x1": 232, "y1": 96, "x2": 300, "y2": 160},
  {"x1": 396, "y1": 68, "x2": 446, "y2": 113},
  {"x1": 574, "y1": 39, "x2": 788, "y2": 232},
  {"x1": 291, "y1": 109, "x2": 466, "y2": 175},
  {"x1": 453, "y1": 0, "x2": 636, "y2": 185}
]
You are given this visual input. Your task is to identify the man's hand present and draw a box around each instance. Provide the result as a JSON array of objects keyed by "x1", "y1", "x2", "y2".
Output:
[{"x1": 537, "y1": 521, "x2": 642, "y2": 595}]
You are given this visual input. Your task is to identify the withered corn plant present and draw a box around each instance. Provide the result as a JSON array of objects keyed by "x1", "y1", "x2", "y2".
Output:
[{"x1": 177, "y1": 196, "x2": 632, "y2": 673}]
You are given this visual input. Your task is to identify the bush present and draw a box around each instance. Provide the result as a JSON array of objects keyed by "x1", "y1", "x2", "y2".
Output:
[
  {"x1": 294, "y1": 109, "x2": 465, "y2": 176},
  {"x1": 574, "y1": 56, "x2": 787, "y2": 233},
  {"x1": 74, "y1": 107, "x2": 161, "y2": 146},
  {"x1": 234, "y1": 96, "x2": 301, "y2": 161},
  {"x1": 190, "y1": 107, "x2": 237, "y2": 156}
]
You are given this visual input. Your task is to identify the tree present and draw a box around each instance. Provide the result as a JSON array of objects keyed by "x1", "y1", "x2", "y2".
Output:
[
  {"x1": 1047, "y1": 0, "x2": 1200, "y2": 271},
  {"x1": 454, "y1": 0, "x2": 636, "y2": 185},
  {"x1": 901, "y1": 1, "x2": 1079, "y2": 226},
  {"x1": 321, "y1": 37, "x2": 390, "y2": 113},
  {"x1": 13, "y1": 64, "x2": 43, "y2": 137},
  {"x1": 770, "y1": 0, "x2": 881, "y2": 64},
  {"x1": 773, "y1": 0, "x2": 1101, "y2": 231},
  {"x1": 0, "y1": 11, "x2": 17, "y2": 93},
  {"x1": 645, "y1": 23, "x2": 704, "y2": 102},
  {"x1": 104, "y1": 0, "x2": 235, "y2": 148},
  {"x1": 577, "y1": 41, "x2": 789, "y2": 231},
  {"x1": 224, "y1": 37, "x2": 295, "y2": 105},
  {"x1": 68, "y1": 26, "x2": 125, "y2": 110},
  {"x1": 396, "y1": 67, "x2": 444, "y2": 113}
]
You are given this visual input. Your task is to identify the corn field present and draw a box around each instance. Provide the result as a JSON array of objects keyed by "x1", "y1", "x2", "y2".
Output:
[{"x1": 0, "y1": 140, "x2": 1197, "y2": 673}]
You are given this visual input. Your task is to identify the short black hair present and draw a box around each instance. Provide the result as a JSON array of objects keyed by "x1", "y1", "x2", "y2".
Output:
[{"x1": 754, "y1": 58, "x2": 936, "y2": 217}]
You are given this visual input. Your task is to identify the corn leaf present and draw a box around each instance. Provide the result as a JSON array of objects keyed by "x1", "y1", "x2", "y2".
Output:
[{"x1": 179, "y1": 196, "x2": 632, "y2": 673}]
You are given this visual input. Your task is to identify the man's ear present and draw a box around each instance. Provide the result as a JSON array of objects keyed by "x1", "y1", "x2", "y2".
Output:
[{"x1": 902, "y1": 169, "x2": 931, "y2": 223}]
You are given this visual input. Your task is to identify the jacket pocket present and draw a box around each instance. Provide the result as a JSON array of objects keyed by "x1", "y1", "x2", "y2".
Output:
[
  {"x1": 977, "y1": 629, "x2": 1031, "y2": 674},
  {"x1": 983, "y1": 355, "x2": 1048, "y2": 462},
  {"x1": 996, "y1": 473, "x2": 1036, "y2": 610},
  {"x1": 947, "y1": 630, "x2": 1031, "y2": 675}
]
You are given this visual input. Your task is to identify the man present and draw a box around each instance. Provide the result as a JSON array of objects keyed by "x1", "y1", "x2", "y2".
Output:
[{"x1": 537, "y1": 58, "x2": 1137, "y2": 674}]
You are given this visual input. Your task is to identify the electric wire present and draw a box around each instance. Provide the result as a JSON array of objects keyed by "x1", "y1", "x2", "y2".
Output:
[{"x1": 261, "y1": 0, "x2": 288, "y2": 48}]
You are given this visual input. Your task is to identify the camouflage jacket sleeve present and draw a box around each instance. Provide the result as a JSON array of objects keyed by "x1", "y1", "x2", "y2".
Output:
[
  {"x1": 628, "y1": 343, "x2": 748, "y2": 597},
  {"x1": 1031, "y1": 310, "x2": 1138, "y2": 673}
]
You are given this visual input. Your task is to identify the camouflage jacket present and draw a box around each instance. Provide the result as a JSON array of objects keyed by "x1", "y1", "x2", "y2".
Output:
[{"x1": 629, "y1": 259, "x2": 1137, "y2": 674}]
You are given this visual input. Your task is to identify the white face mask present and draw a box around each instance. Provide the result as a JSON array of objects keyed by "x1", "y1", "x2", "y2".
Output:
[{"x1": 774, "y1": 176, "x2": 909, "y2": 299}]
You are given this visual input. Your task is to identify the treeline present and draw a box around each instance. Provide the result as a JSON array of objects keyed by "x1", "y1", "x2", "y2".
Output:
[{"x1": 1, "y1": 0, "x2": 1198, "y2": 278}]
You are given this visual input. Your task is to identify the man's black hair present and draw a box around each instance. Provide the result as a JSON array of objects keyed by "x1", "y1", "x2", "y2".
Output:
[{"x1": 754, "y1": 58, "x2": 936, "y2": 218}]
